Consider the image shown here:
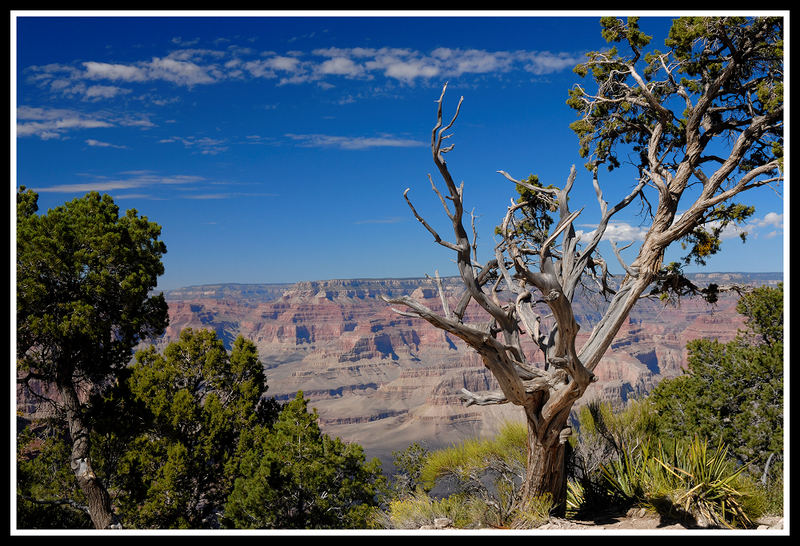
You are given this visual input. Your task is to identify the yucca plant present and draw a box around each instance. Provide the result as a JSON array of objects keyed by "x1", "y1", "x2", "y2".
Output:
[
  {"x1": 565, "y1": 481, "x2": 585, "y2": 517},
  {"x1": 599, "y1": 435, "x2": 761, "y2": 528},
  {"x1": 653, "y1": 437, "x2": 756, "y2": 528},
  {"x1": 599, "y1": 439, "x2": 659, "y2": 503}
]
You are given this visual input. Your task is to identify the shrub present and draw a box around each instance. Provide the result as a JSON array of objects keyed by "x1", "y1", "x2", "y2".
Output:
[
  {"x1": 382, "y1": 421, "x2": 537, "y2": 529},
  {"x1": 510, "y1": 493, "x2": 554, "y2": 529},
  {"x1": 419, "y1": 421, "x2": 527, "y2": 526},
  {"x1": 600, "y1": 436, "x2": 766, "y2": 528},
  {"x1": 567, "y1": 398, "x2": 659, "y2": 515},
  {"x1": 380, "y1": 491, "x2": 476, "y2": 529}
]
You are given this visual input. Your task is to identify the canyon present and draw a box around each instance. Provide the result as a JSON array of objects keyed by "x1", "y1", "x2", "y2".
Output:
[{"x1": 158, "y1": 272, "x2": 781, "y2": 467}]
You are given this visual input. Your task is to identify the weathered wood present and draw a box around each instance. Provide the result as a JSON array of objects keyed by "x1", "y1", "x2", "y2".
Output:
[{"x1": 389, "y1": 39, "x2": 782, "y2": 512}]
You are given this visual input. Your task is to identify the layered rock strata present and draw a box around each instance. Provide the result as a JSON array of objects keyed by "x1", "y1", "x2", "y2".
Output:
[{"x1": 154, "y1": 274, "x2": 779, "y2": 465}]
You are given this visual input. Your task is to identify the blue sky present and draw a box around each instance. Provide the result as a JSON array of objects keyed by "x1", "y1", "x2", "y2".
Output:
[{"x1": 13, "y1": 12, "x2": 786, "y2": 291}]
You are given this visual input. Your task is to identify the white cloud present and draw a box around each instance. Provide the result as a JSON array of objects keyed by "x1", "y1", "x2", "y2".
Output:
[
  {"x1": 521, "y1": 51, "x2": 586, "y2": 75},
  {"x1": 267, "y1": 56, "x2": 301, "y2": 72},
  {"x1": 158, "y1": 135, "x2": 228, "y2": 155},
  {"x1": 753, "y1": 212, "x2": 783, "y2": 229},
  {"x1": 165, "y1": 48, "x2": 226, "y2": 62},
  {"x1": 32, "y1": 173, "x2": 206, "y2": 194},
  {"x1": 82, "y1": 58, "x2": 219, "y2": 87},
  {"x1": 431, "y1": 48, "x2": 512, "y2": 77},
  {"x1": 383, "y1": 60, "x2": 440, "y2": 82},
  {"x1": 244, "y1": 56, "x2": 305, "y2": 80},
  {"x1": 27, "y1": 43, "x2": 586, "y2": 99},
  {"x1": 83, "y1": 61, "x2": 148, "y2": 82},
  {"x1": 576, "y1": 221, "x2": 649, "y2": 244},
  {"x1": 300, "y1": 46, "x2": 582, "y2": 84},
  {"x1": 146, "y1": 57, "x2": 218, "y2": 86},
  {"x1": 734, "y1": 212, "x2": 784, "y2": 240},
  {"x1": 685, "y1": 211, "x2": 784, "y2": 240},
  {"x1": 284, "y1": 133, "x2": 424, "y2": 150},
  {"x1": 83, "y1": 85, "x2": 131, "y2": 100},
  {"x1": 16, "y1": 106, "x2": 155, "y2": 139},
  {"x1": 86, "y1": 139, "x2": 127, "y2": 149},
  {"x1": 317, "y1": 57, "x2": 364, "y2": 77},
  {"x1": 170, "y1": 37, "x2": 200, "y2": 47},
  {"x1": 17, "y1": 106, "x2": 114, "y2": 139}
]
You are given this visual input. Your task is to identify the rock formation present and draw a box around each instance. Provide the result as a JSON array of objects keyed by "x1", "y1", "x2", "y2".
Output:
[{"x1": 155, "y1": 273, "x2": 780, "y2": 466}]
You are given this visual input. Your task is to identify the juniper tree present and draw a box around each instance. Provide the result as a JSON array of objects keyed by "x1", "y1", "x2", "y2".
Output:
[
  {"x1": 384, "y1": 16, "x2": 783, "y2": 520},
  {"x1": 111, "y1": 329, "x2": 281, "y2": 528},
  {"x1": 223, "y1": 392, "x2": 386, "y2": 529},
  {"x1": 649, "y1": 283, "x2": 784, "y2": 477},
  {"x1": 16, "y1": 189, "x2": 169, "y2": 528}
]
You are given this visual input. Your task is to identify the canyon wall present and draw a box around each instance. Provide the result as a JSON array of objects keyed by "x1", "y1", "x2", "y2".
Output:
[{"x1": 156, "y1": 273, "x2": 781, "y2": 466}]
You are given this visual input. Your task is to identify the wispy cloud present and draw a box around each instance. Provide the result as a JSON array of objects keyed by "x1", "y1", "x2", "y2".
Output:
[
  {"x1": 16, "y1": 106, "x2": 153, "y2": 140},
  {"x1": 84, "y1": 84, "x2": 132, "y2": 100},
  {"x1": 30, "y1": 172, "x2": 277, "y2": 202},
  {"x1": 719, "y1": 211, "x2": 784, "y2": 240},
  {"x1": 180, "y1": 191, "x2": 278, "y2": 200},
  {"x1": 750, "y1": 211, "x2": 783, "y2": 230},
  {"x1": 82, "y1": 57, "x2": 220, "y2": 87},
  {"x1": 284, "y1": 133, "x2": 424, "y2": 150},
  {"x1": 33, "y1": 173, "x2": 205, "y2": 194},
  {"x1": 23, "y1": 43, "x2": 586, "y2": 102},
  {"x1": 17, "y1": 106, "x2": 114, "y2": 139},
  {"x1": 158, "y1": 135, "x2": 229, "y2": 155},
  {"x1": 86, "y1": 138, "x2": 127, "y2": 149}
]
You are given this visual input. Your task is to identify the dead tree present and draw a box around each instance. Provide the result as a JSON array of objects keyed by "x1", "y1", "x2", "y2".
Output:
[{"x1": 385, "y1": 16, "x2": 782, "y2": 521}]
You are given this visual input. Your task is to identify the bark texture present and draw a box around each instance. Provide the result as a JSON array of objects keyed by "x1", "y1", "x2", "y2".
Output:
[{"x1": 57, "y1": 367, "x2": 119, "y2": 529}]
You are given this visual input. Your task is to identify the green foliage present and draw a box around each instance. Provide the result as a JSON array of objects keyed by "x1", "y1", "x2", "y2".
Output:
[
  {"x1": 405, "y1": 422, "x2": 529, "y2": 528},
  {"x1": 565, "y1": 16, "x2": 783, "y2": 298},
  {"x1": 390, "y1": 441, "x2": 429, "y2": 497},
  {"x1": 381, "y1": 491, "x2": 478, "y2": 529},
  {"x1": 495, "y1": 174, "x2": 557, "y2": 246},
  {"x1": 649, "y1": 284, "x2": 783, "y2": 476},
  {"x1": 679, "y1": 204, "x2": 755, "y2": 266},
  {"x1": 383, "y1": 422, "x2": 554, "y2": 529},
  {"x1": 511, "y1": 493, "x2": 554, "y2": 529},
  {"x1": 569, "y1": 284, "x2": 783, "y2": 524},
  {"x1": 599, "y1": 16, "x2": 653, "y2": 48},
  {"x1": 20, "y1": 327, "x2": 385, "y2": 530},
  {"x1": 569, "y1": 16, "x2": 783, "y2": 173},
  {"x1": 16, "y1": 425, "x2": 92, "y2": 529},
  {"x1": 736, "y1": 283, "x2": 784, "y2": 345},
  {"x1": 104, "y1": 329, "x2": 279, "y2": 528},
  {"x1": 600, "y1": 437, "x2": 764, "y2": 528},
  {"x1": 16, "y1": 188, "x2": 169, "y2": 528},
  {"x1": 647, "y1": 261, "x2": 737, "y2": 305},
  {"x1": 573, "y1": 398, "x2": 659, "y2": 455},
  {"x1": 223, "y1": 392, "x2": 386, "y2": 529},
  {"x1": 420, "y1": 421, "x2": 526, "y2": 491},
  {"x1": 567, "y1": 399, "x2": 660, "y2": 515},
  {"x1": 17, "y1": 188, "x2": 169, "y2": 385}
]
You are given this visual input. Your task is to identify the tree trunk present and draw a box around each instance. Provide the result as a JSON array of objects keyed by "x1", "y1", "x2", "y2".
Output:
[
  {"x1": 58, "y1": 374, "x2": 119, "y2": 529},
  {"x1": 516, "y1": 409, "x2": 571, "y2": 521}
]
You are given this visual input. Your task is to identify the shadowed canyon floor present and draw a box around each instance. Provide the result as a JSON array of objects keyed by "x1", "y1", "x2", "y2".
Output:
[{"x1": 160, "y1": 273, "x2": 781, "y2": 467}]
